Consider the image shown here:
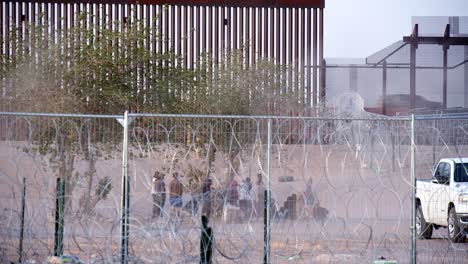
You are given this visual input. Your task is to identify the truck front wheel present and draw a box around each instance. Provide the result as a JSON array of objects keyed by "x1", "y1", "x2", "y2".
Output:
[
  {"x1": 448, "y1": 207, "x2": 466, "y2": 243},
  {"x1": 416, "y1": 205, "x2": 433, "y2": 239}
]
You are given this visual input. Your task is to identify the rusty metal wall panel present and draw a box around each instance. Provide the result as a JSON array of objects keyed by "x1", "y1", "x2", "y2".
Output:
[
  {"x1": 12, "y1": 2, "x2": 16, "y2": 57},
  {"x1": 233, "y1": 7, "x2": 237, "y2": 50},
  {"x1": 170, "y1": 5, "x2": 174, "y2": 52},
  {"x1": 208, "y1": 6, "x2": 212, "y2": 55},
  {"x1": 177, "y1": 5, "x2": 181, "y2": 58},
  {"x1": 281, "y1": 8, "x2": 286, "y2": 65},
  {"x1": 158, "y1": 5, "x2": 162, "y2": 55},
  {"x1": 288, "y1": 8, "x2": 292, "y2": 65},
  {"x1": 96, "y1": 3, "x2": 100, "y2": 35},
  {"x1": 146, "y1": 5, "x2": 151, "y2": 101},
  {"x1": 196, "y1": 6, "x2": 200, "y2": 62},
  {"x1": 269, "y1": 8, "x2": 273, "y2": 60},
  {"x1": 2, "y1": 1, "x2": 324, "y2": 107},
  {"x1": 115, "y1": 3, "x2": 120, "y2": 33},
  {"x1": 31, "y1": 1, "x2": 36, "y2": 38},
  {"x1": 25, "y1": 2, "x2": 30, "y2": 55},
  {"x1": 239, "y1": 7, "x2": 243, "y2": 55},
  {"x1": 295, "y1": 8, "x2": 299, "y2": 64},
  {"x1": 1, "y1": 2, "x2": 3, "y2": 110},
  {"x1": 165, "y1": 6, "x2": 175, "y2": 52},
  {"x1": 28, "y1": 0, "x2": 325, "y2": 8},
  {"x1": 296, "y1": 7, "x2": 299, "y2": 99},
  {"x1": 227, "y1": 6, "x2": 231, "y2": 53},
  {"x1": 306, "y1": 8, "x2": 311, "y2": 106},
  {"x1": 146, "y1": 5, "x2": 151, "y2": 50},
  {"x1": 275, "y1": 8, "x2": 279, "y2": 63},
  {"x1": 190, "y1": 6, "x2": 194, "y2": 67},
  {"x1": 0, "y1": 3, "x2": 3, "y2": 63},
  {"x1": 264, "y1": 8, "x2": 268, "y2": 58},
  {"x1": 100, "y1": 2, "x2": 105, "y2": 29},
  {"x1": 183, "y1": 5, "x2": 188, "y2": 67},
  {"x1": 19, "y1": 2, "x2": 24, "y2": 54},
  {"x1": 164, "y1": 5, "x2": 169, "y2": 54},
  {"x1": 313, "y1": 8, "x2": 317, "y2": 106},
  {"x1": 300, "y1": 8, "x2": 305, "y2": 104},
  {"x1": 221, "y1": 7, "x2": 225, "y2": 53},
  {"x1": 214, "y1": 6, "x2": 218, "y2": 64},
  {"x1": 258, "y1": 8, "x2": 262, "y2": 58},
  {"x1": 202, "y1": 6, "x2": 206, "y2": 52},
  {"x1": 319, "y1": 7, "x2": 324, "y2": 101},
  {"x1": 108, "y1": 3, "x2": 113, "y2": 56},
  {"x1": 151, "y1": 4, "x2": 156, "y2": 63},
  {"x1": 251, "y1": 8, "x2": 255, "y2": 65},
  {"x1": 245, "y1": 8, "x2": 250, "y2": 65},
  {"x1": 88, "y1": 4, "x2": 93, "y2": 39}
]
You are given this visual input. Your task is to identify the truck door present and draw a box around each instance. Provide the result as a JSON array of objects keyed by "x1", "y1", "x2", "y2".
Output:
[{"x1": 433, "y1": 162, "x2": 451, "y2": 226}]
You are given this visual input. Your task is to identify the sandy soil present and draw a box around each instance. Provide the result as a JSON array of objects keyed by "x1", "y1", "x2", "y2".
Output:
[{"x1": 1, "y1": 142, "x2": 468, "y2": 263}]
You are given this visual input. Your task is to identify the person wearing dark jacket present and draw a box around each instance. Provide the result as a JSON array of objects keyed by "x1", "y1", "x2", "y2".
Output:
[
  {"x1": 151, "y1": 171, "x2": 166, "y2": 219},
  {"x1": 202, "y1": 178, "x2": 213, "y2": 218}
]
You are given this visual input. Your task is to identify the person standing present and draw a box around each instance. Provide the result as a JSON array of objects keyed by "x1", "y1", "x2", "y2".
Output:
[
  {"x1": 202, "y1": 178, "x2": 213, "y2": 218},
  {"x1": 151, "y1": 171, "x2": 166, "y2": 219},
  {"x1": 170, "y1": 172, "x2": 184, "y2": 218},
  {"x1": 239, "y1": 177, "x2": 253, "y2": 220},
  {"x1": 227, "y1": 178, "x2": 239, "y2": 206},
  {"x1": 254, "y1": 174, "x2": 266, "y2": 218},
  {"x1": 303, "y1": 178, "x2": 315, "y2": 219},
  {"x1": 153, "y1": 172, "x2": 166, "y2": 219}
]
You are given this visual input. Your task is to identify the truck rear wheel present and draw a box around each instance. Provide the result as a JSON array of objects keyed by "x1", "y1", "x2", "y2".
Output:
[
  {"x1": 448, "y1": 207, "x2": 466, "y2": 243},
  {"x1": 416, "y1": 205, "x2": 433, "y2": 239}
]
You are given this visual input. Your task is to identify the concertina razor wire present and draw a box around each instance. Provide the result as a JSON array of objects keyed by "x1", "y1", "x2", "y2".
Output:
[{"x1": 1, "y1": 112, "x2": 468, "y2": 263}]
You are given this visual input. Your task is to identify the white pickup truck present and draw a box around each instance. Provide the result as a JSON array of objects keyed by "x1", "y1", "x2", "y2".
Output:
[{"x1": 416, "y1": 158, "x2": 468, "y2": 243}]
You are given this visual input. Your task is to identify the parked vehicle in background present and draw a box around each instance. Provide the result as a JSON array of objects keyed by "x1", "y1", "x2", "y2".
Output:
[{"x1": 416, "y1": 158, "x2": 468, "y2": 243}]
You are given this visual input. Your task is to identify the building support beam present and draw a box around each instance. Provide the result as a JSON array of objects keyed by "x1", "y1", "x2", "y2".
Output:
[
  {"x1": 409, "y1": 24, "x2": 418, "y2": 110},
  {"x1": 382, "y1": 60, "x2": 387, "y2": 115},
  {"x1": 443, "y1": 24, "x2": 450, "y2": 109},
  {"x1": 465, "y1": 46, "x2": 468, "y2": 107},
  {"x1": 318, "y1": 7, "x2": 324, "y2": 103}
]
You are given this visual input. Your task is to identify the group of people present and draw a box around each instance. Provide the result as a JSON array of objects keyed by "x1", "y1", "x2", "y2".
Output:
[
  {"x1": 227, "y1": 173, "x2": 267, "y2": 219},
  {"x1": 150, "y1": 170, "x2": 268, "y2": 221},
  {"x1": 151, "y1": 171, "x2": 184, "y2": 219},
  {"x1": 150, "y1": 170, "x2": 216, "y2": 220},
  {"x1": 151, "y1": 170, "x2": 324, "y2": 224}
]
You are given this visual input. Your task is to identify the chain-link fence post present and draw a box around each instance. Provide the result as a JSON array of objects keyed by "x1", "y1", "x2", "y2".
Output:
[
  {"x1": 120, "y1": 111, "x2": 130, "y2": 264},
  {"x1": 54, "y1": 177, "x2": 65, "y2": 257},
  {"x1": 18, "y1": 177, "x2": 26, "y2": 263},
  {"x1": 410, "y1": 114, "x2": 416, "y2": 264},
  {"x1": 264, "y1": 118, "x2": 272, "y2": 264}
]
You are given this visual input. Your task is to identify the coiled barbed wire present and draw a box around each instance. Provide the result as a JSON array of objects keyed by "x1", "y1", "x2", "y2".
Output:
[{"x1": 1, "y1": 114, "x2": 468, "y2": 263}]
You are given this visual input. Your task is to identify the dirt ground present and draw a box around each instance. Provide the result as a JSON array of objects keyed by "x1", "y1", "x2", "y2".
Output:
[{"x1": 1, "y1": 142, "x2": 468, "y2": 263}]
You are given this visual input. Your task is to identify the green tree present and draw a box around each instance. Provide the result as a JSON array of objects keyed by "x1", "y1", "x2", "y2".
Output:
[{"x1": 1, "y1": 11, "x2": 306, "y2": 215}]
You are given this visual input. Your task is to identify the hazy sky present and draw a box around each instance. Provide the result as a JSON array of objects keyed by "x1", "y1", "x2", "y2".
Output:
[{"x1": 325, "y1": 0, "x2": 468, "y2": 58}]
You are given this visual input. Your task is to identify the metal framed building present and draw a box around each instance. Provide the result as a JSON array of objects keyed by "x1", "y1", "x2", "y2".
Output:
[{"x1": 325, "y1": 16, "x2": 468, "y2": 116}]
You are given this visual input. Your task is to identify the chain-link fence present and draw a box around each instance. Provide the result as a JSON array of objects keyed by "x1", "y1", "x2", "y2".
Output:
[
  {"x1": 0, "y1": 113, "x2": 124, "y2": 263},
  {"x1": 2, "y1": 111, "x2": 468, "y2": 263},
  {"x1": 413, "y1": 115, "x2": 468, "y2": 263}
]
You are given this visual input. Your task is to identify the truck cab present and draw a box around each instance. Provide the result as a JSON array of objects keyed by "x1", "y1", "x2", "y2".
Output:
[{"x1": 416, "y1": 158, "x2": 468, "y2": 243}]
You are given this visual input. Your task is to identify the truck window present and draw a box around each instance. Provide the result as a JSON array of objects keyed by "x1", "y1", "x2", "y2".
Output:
[
  {"x1": 435, "y1": 163, "x2": 446, "y2": 177},
  {"x1": 455, "y1": 163, "x2": 468, "y2": 182},
  {"x1": 435, "y1": 162, "x2": 450, "y2": 184},
  {"x1": 441, "y1": 163, "x2": 451, "y2": 177}
]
